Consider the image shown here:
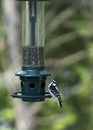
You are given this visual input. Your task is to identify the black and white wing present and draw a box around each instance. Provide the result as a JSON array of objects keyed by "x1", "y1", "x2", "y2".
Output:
[{"x1": 48, "y1": 80, "x2": 62, "y2": 108}]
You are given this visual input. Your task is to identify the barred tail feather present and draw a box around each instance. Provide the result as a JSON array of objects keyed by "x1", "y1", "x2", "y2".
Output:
[{"x1": 56, "y1": 97, "x2": 62, "y2": 108}]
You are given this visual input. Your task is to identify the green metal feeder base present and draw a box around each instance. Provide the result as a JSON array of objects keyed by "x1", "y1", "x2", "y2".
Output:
[
  {"x1": 12, "y1": 67, "x2": 51, "y2": 102},
  {"x1": 11, "y1": 92, "x2": 51, "y2": 102}
]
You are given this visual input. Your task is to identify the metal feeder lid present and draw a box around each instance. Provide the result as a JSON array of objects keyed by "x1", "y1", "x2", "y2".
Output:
[{"x1": 16, "y1": 69, "x2": 50, "y2": 77}]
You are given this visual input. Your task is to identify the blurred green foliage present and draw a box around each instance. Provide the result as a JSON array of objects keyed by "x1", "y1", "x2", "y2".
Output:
[
  {"x1": 0, "y1": 0, "x2": 93, "y2": 130},
  {"x1": 0, "y1": 85, "x2": 15, "y2": 130},
  {"x1": 37, "y1": 0, "x2": 93, "y2": 130}
]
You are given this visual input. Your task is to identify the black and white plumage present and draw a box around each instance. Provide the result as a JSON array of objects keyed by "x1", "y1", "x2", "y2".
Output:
[{"x1": 48, "y1": 79, "x2": 62, "y2": 108}]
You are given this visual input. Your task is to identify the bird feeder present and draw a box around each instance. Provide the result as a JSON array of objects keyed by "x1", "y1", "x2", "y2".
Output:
[{"x1": 12, "y1": 0, "x2": 51, "y2": 102}]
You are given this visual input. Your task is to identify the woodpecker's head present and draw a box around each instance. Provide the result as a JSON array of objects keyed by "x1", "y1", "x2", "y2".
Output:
[
  {"x1": 52, "y1": 79, "x2": 56, "y2": 83},
  {"x1": 51, "y1": 79, "x2": 56, "y2": 86}
]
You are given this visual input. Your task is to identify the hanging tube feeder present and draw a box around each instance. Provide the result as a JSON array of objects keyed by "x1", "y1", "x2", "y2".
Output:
[{"x1": 11, "y1": 0, "x2": 51, "y2": 102}]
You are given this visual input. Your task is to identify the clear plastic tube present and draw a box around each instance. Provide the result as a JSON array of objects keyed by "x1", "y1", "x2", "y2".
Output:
[{"x1": 21, "y1": 1, "x2": 45, "y2": 67}]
